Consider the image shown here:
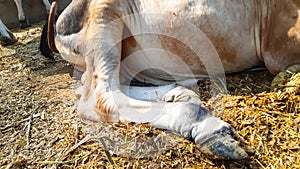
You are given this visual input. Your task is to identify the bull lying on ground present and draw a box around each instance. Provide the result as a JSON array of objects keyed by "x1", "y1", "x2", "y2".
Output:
[{"x1": 46, "y1": 0, "x2": 300, "y2": 159}]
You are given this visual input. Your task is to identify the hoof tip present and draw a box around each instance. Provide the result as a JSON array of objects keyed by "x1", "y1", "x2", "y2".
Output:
[{"x1": 200, "y1": 135, "x2": 248, "y2": 160}]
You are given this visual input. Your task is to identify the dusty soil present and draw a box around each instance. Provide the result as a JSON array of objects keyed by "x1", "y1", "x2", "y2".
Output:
[{"x1": 0, "y1": 22, "x2": 299, "y2": 169}]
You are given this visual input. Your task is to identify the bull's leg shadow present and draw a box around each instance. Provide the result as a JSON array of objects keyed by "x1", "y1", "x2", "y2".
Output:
[{"x1": 271, "y1": 64, "x2": 300, "y2": 91}]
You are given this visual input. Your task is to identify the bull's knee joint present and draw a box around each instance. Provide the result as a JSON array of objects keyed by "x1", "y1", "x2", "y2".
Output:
[{"x1": 163, "y1": 86, "x2": 201, "y2": 103}]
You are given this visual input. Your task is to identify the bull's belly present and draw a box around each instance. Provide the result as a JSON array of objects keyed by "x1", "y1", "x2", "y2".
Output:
[
  {"x1": 120, "y1": 0, "x2": 264, "y2": 85},
  {"x1": 120, "y1": 45, "x2": 262, "y2": 85}
]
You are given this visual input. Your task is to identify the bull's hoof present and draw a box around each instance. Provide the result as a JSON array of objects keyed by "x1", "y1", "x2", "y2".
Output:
[
  {"x1": 199, "y1": 134, "x2": 248, "y2": 160},
  {"x1": 19, "y1": 19, "x2": 31, "y2": 29},
  {"x1": 271, "y1": 64, "x2": 300, "y2": 91},
  {"x1": 0, "y1": 36, "x2": 17, "y2": 46}
]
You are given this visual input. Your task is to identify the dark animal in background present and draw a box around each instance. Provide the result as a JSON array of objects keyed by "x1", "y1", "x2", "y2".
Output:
[
  {"x1": 0, "y1": 0, "x2": 51, "y2": 46},
  {"x1": 13, "y1": 0, "x2": 51, "y2": 29}
]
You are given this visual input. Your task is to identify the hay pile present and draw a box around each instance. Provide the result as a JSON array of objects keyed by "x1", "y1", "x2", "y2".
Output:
[
  {"x1": 0, "y1": 23, "x2": 299, "y2": 169},
  {"x1": 220, "y1": 74, "x2": 300, "y2": 168}
]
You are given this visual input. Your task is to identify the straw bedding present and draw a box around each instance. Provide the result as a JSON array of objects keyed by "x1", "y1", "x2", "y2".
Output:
[{"x1": 0, "y1": 22, "x2": 299, "y2": 169}]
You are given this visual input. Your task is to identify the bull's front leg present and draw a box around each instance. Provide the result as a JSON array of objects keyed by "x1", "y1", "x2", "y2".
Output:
[
  {"x1": 79, "y1": 67, "x2": 248, "y2": 159},
  {"x1": 79, "y1": 45, "x2": 248, "y2": 159},
  {"x1": 156, "y1": 86, "x2": 248, "y2": 159}
]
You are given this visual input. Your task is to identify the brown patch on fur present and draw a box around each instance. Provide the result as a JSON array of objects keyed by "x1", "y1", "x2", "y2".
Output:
[
  {"x1": 166, "y1": 10, "x2": 177, "y2": 16},
  {"x1": 121, "y1": 23, "x2": 139, "y2": 61},
  {"x1": 209, "y1": 35, "x2": 238, "y2": 68},
  {"x1": 80, "y1": 72, "x2": 113, "y2": 122},
  {"x1": 160, "y1": 33, "x2": 238, "y2": 73},
  {"x1": 121, "y1": 36, "x2": 138, "y2": 61},
  {"x1": 93, "y1": 74, "x2": 98, "y2": 89},
  {"x1": 82, "y1": 74, "x2": 92, "y2": 102},
  {"x1": 89, "y1": 0, "x2": 121, "y2": 25},
  {"x1": 288, "y1": 10, "x2": 300, "y2": 43},
  {"x1": 95, "y1": 91, "x2": 114, "y2": 122},
  {"x1": 126, "y1": 36, "x2": 137, "y2": 47},
  {"x1": 160, "y1": 35, "x2": 206, "y2": 73}
]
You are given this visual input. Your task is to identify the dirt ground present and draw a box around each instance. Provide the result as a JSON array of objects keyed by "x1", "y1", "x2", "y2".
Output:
[{"x1": 0, "y1": 22, "x2": 299, "y2": 169}]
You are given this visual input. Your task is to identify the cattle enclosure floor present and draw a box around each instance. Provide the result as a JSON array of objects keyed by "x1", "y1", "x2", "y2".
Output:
[{"x1": 0, "y1": 23, "x2": 299, "y2": 169}]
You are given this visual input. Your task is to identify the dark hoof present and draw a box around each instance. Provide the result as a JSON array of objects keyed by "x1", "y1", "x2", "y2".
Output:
[
  {"x1": 199, "y1": 134, "x2": 248, "y2": 160},
  {"x1": 0, "y1": 36, "x2": 17, "y2": 46},
  {"x1": 19, "y1": 19, "x2": 31, "y2": 29}
]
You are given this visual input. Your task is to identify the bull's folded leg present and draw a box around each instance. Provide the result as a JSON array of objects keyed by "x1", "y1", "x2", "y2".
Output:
[
  {"x1": 150, "y1": 86, "x2": 248, "y2": 159},
  {"x1": 152, "y1": 103, "x2": 240, "y2": 160},
  {"x1": 78, "y1": 80, "x2": 248, "y2": 159},
  {"x1": 111, "y1": 86, "x2": 248, "y2": 159},
  {"x1": 271, "y1": 64, "x2": 300, "y2": 91},
  {"x1": 119, "y1": 79, "x2": 246, "y2": 159},
  {"x1": 117, "y1": 85, "x2": 248, "y2": 159}
]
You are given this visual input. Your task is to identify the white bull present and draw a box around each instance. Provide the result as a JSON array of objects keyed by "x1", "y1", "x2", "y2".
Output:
[{"x1": 47, "y1": 0, "x2": 300, "y2": 159}]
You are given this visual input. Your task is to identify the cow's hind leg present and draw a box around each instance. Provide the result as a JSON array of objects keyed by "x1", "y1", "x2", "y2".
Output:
[{"x1": 271, "y1": 64, "x2": 300, "y2": 91}]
